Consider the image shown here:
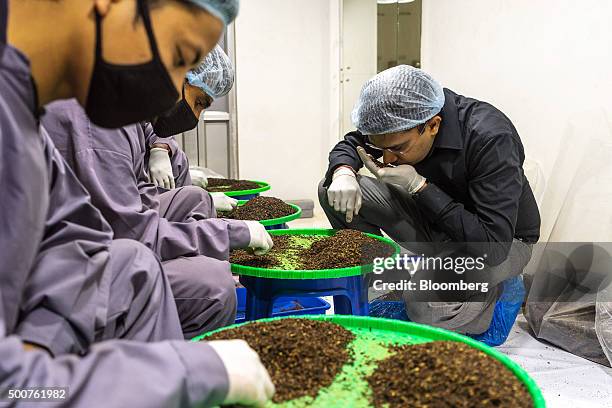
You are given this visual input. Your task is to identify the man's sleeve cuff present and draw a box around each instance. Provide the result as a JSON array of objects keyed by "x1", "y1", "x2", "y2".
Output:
[
  {"x1": 151, "y1": 136, "x2": 179, "y2": 156},
  {"x1": 16, "y1": 308, "x2": 83, "y2": 357},
  {"x1": 225, "y1": 220, "x2": 251, "y2": 249},
  {"x1": 325, "y1": 161, "x2": 359, "y2": 186},
  {"x1": 412, "y1": 182, "x2": 454, "y2": 222},
  {"x1": 169, "y1": 341, "x2": 229, "y2": 407}
]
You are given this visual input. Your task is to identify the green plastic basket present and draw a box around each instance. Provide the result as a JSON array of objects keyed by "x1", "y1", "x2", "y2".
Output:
[
  {"x1": 219, "y1": 180, "x2": 271, "y2": 197},
  {"x1": 231, "y1": 228, "x2": 401, "y2": 280},
  {"x1": 232, "y1": 200, "x2": 302, "y2": 226},
  {"x1": 193, "y1": 315, "x2": 545, "y2": 408}
]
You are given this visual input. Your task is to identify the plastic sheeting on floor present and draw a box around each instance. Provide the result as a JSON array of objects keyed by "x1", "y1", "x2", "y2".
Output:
[{"x1": 497, "y1": 316, "x2": 612, "y2": 408}]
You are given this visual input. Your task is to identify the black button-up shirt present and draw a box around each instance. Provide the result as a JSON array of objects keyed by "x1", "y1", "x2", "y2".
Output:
[{"x1": 326, "y1": 88, "x2": 541, "y2": 265}]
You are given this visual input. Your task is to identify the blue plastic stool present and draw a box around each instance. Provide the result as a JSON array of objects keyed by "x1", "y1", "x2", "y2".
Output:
[
  {"x1": 234, "y1": 287, "x2": 330, "y2": 323},
  {"x1": 239, "y1": 274, "x2": 369, "y2": 321}
]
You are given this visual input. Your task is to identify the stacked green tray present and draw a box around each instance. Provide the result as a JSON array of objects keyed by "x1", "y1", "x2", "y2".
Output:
[{"x1": 194, "y1": 315, "x2": 545, "y2": 408}]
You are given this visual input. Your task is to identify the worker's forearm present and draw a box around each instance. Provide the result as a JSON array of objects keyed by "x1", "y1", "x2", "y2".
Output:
[
  {"x1": 155, "y1": 218, "x2": 249, "y2": 261},
  {"x1": 2, "y1": 337, "x2": 229, "y2": 408},
  {"x1": 151, "y1": 143, "x2": 172, "y2": 156}
]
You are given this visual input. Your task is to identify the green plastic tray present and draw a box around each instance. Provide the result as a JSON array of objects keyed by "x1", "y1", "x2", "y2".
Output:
[
  {"x1": 194, "y1": 315, "x2": 545, "y2": 408},
  {"x1": 231, "y1": 228, "x2": 401, "y2": 279},
  {"x1": 232, "y1": 200, "x2": 302, "y2": 226},
  {"x1": 219, "y1": 180, "x2": 271, "y2": 197}
]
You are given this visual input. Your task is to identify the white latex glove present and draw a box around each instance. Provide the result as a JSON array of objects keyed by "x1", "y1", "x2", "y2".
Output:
[
  {"x1": 189, "y1": 166, "x2": 226, "y2": 188},
  {"x1": 327, "y1": 166, "x2": 362, "y2": 223},
  {"x1": 211, "y1": 192, "x2": 238, "y2": 212},
  {"x1": 357, "y1": 146, "x2": 426, "y2": 194},
  {"x1": 245, "y1": 221, "x2": 274, "y2": 255},
  {"x1": 208, "y1": 340, "x2": 275, "y2": 407},
  {"x1": 149, "y1": 147, "x2": 175, "y2": 189}
]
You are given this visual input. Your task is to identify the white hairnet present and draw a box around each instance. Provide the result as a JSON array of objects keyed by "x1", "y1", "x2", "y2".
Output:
[
  {"x1": 186, "y1": 45, "x2": 234, "y2": 99},
  {"x1": 186, "y1": 0, "x2": 239, "y2": 26},
  {"x1": 351, "y1": 65, "x2": 445, "y2": 135}
]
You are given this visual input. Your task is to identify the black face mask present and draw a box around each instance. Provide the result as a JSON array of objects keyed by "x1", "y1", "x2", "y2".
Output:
[
  {"x1": 85, "y1": 0, "x2": 179, "y2": 129},
  {"x1": 152, "y1": 86, "x2": 199, "y2": 137}
]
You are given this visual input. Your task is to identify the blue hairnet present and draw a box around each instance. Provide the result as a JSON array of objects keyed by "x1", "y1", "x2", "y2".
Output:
[
  {"x1": 186, "y1": 0, "x2": 239, "y2": 26},
  {"x1": 351, "y1": 65, "x2": 445, "y2": 135},
  {"x1": 186, "y1": 45, "x2": 234, "y2": 98}
]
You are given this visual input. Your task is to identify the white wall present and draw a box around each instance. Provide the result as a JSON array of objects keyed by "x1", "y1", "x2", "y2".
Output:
[
  {"x1": 341, "y1": 0, "x2": 377, "y2": 135},
  {"x1": 422, "y1": 0, "x2": 612, "y2": 178},
  {"x1": 421, "y1": 0, "x2": 612, "y2": 240},
  {"x1": 234, "y1": 0, "x2": 341, "y2": 204}
]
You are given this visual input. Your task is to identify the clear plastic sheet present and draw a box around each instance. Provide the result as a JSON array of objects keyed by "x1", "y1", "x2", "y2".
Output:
[
  {"x1": 525, "y1": 112, "x2": 612, "y2": 367},
  {"x1": 524, "y1": 242, "x2": 612, "y2": 366},
  {"x1": 595, "y1": 276, "x2": 612, "y2": 366}
]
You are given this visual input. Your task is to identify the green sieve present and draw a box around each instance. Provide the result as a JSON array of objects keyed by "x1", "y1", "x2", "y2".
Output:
[
  {"x1": 229, "y1": 200, "x2": 302, "y2": 226},
  {"x1": 193, "y1": 315, "x2": 545, "y2": 408},
  {"x1": 230, "y1": 228, "x2": 401, "y2": 279},
  {"x1": 217, "y1": 180, "x2": 271, "y2": 197}
]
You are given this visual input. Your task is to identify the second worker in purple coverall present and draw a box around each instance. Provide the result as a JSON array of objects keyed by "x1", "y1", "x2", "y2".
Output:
[{"x1": 41, "y1": 47, "x2": 273, "y2": 339}]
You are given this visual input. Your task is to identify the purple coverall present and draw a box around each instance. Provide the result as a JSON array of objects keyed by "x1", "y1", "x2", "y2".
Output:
[
  {"x1": 0, "y1": 5, "x2": 230, "y2": 405},
  {"x1": 41, "y1": 99, "x2": 250, "y2": 337}
]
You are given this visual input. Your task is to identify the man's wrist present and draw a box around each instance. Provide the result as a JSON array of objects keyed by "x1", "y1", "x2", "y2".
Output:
[
  {"x1": 151, "y1": 143, "x2": 171, "y2": 155},
  {"x1": 333, "y1": 165, "x2": 356, "y2": 179},
  {"x1": 408, "y1": 177, "x2": 427, "y2": 195},
  {"x1": 416, "y1": 181, "x2": 428, "y2": 193}
]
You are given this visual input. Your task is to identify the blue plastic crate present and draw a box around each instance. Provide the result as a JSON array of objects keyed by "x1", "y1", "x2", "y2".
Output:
[
  {"x1": 235, "y1": 287, "x2": 330, "y2": 323},
  {"x1": 231, "y1": 193, "x2": 260, "y2": 200},
  {"x1": 264, "y1": 222, "x2": 289, "y2": 230},
  {"x1": 369, "y1": 300, "x2": 409, "y2": 321},
  {"x1": 368, "y1": 276, "x2": 526, "y2": 347}
]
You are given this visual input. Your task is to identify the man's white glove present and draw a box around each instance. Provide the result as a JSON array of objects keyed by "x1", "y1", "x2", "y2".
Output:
[
  {"x1": 189, "y1": 166, "x2": 226, "y2": 189},
  {"x1": 357, "y1": 147, "x2": 426, "y2": 194},
  {"x1": 245, "y1": 221, "x2": 274, "y2": 255},
  {"x1": 327, "y1": 166, "x2": 362, "y2": 223},
  {"x1": 211, "y1": 192, "x2": 238, "y2": 212},
  {"x1": 208, "y1": 340, "x2": 275, "y2": 407},
  {"x1": 149, "y1": 147, "x2": 175, "y2": 189}
]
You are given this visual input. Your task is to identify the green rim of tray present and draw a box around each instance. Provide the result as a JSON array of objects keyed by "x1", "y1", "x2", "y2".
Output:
[
  {"x1": 232, "y1": 200, "x2": 302, "y2": 226},
  {"x1": 219, "y1": 180, "x2": 271, "y2": 197},
  {"x1": 231, "y1": 228, "x2": 401, "y2": 279},
  {"x1": 192, "y1": 315, "x2": 545, "y2": 408}
]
